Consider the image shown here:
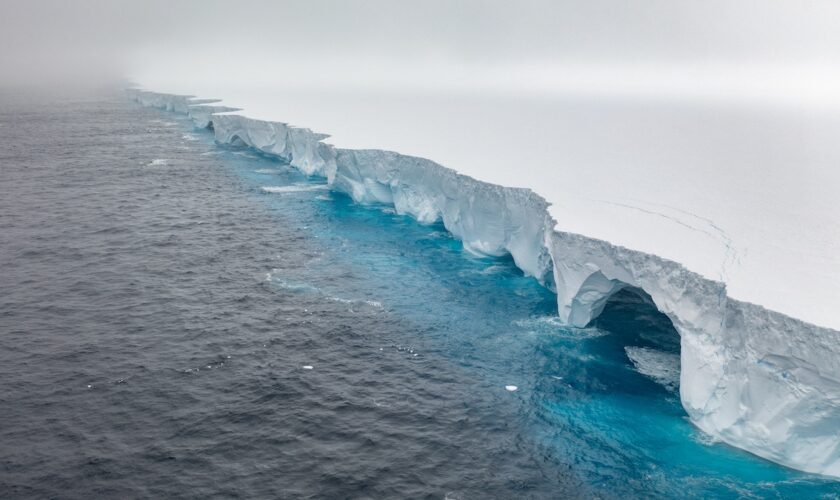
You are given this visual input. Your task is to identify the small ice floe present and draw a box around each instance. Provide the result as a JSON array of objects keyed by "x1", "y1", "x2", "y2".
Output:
[
  {"x1": 302, "y1": 365, "x2": 314, "y2": 370},
  {"x1": 505, "y1": 385, "x2": 518, "y2": 392},
  {"x1": 146, "y1": 158, "x2": 169, "y2": 166},
  {"x1": 254, "y1": 168, "x2": 281, "y2": 174},
  {"x1": 625, "y1": 346, "x2": 680, "y2": 392},
  {"x1": 261, "y1": 184, "x2": 329, "y2": 194},
  {"x1": 86, "y1": 384, "x2": 92, "y2": 389},
  {"x1": 181, "y1": 133, "x2": 198, "y2": 141}
]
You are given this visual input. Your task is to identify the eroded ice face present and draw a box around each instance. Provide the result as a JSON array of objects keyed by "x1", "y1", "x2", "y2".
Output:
[{"x1": 128, "y1": 86, "x2": 840, "y2": 479}]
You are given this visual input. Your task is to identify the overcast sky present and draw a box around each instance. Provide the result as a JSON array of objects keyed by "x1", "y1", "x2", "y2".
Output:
[{"x1": 2, "y1": 0, "x2": 840, "y2": 103}]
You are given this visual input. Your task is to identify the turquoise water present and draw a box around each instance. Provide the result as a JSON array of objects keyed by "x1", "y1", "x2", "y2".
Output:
[
  {"x1": 2, "y1": 90, "x2": 837, "y2": 498},
  {"x1": 197, "y1": 117, "x2": 838, "y2": 498}
]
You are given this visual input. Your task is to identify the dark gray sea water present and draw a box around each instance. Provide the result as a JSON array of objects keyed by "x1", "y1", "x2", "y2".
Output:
[{"x1": 1, "y1": 88, "x2": 838, "y2": 499}]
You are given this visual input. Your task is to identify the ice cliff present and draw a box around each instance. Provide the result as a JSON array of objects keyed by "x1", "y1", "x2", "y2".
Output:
[{"x1": 127, "y1": 88, "x2": 840, "y2": 479}]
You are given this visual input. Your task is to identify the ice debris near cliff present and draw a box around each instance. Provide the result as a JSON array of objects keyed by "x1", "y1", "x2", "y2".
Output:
[{"x1": 127, "y1": 88, "x2": 840, "y2": 479}]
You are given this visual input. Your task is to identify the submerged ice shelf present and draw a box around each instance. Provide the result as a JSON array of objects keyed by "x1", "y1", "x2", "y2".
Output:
[{"x1": 127, "y1": 88, "x2": 840, "y2": 478}]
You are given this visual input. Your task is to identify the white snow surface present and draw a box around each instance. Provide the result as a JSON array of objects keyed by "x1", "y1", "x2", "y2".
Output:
[
  {"x1": 137, "y1": 86, "x2": 839, "y2": 330},
  {"x1": 127, "y1": 87, "x2": 840, "y2": 478}
]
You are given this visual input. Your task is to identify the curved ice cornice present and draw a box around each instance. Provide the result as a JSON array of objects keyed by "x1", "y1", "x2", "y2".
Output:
[{"x1": 127, "y1": 88, "x2": 840, "y2": 478}]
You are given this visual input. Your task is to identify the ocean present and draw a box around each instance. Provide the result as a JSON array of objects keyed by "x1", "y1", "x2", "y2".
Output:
[{"x1": 0, "y1": 87, "x2": 836, "y2": 498}]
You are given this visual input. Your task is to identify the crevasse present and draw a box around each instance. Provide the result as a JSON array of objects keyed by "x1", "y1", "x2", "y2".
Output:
[{"x1": 127, "y1": 89, "x2": 840, "y2": 479}]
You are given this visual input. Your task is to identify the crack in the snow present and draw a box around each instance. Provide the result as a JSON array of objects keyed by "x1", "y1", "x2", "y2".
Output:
[{"x1": 592, "y1": 198, "x2": 738, "y2": 282}]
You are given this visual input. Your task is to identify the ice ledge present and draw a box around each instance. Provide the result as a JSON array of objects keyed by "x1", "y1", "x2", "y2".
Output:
[{"x1": 127, "y1": 88, "x2": 840, "y2": 479}]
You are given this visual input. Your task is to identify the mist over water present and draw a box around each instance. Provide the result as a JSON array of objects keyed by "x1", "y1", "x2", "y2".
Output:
[
  {"x1": 1, "y1": 88, "x2": 837, "y2": 498},
  {"x1": 3, "y1": 1, "x2": 840, "y2": 107}
]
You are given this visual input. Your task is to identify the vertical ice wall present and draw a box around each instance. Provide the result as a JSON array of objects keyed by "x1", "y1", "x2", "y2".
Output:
[
  {"x1": 187, "y1": 104, "x2": 241, "y2": 129},
  {"x1": 127, "y1": 89, "x2": 840, "y2": 479}
]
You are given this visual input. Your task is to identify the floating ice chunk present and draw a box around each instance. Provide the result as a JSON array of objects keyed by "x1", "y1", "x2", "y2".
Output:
[
  {"x1": 302, "y1": 365, "x2": 313, "y2": 370},
  {"x1": 625, "y1": 346, "x2": 680, "y2": 392},
  {"x1": 261, "y1": 184, "x2": 329, "y2": 193},
  {"x1": 505, "y1": 385, "x2": 518, "y2": 392},
  {"x1": 147, "y1": 158, "x2": 169, "y2": 166}
]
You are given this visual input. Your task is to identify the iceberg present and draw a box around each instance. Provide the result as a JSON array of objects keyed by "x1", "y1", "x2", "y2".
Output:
[{"x1": 126, "y1": 88, "x2": 840, "y2": 478}]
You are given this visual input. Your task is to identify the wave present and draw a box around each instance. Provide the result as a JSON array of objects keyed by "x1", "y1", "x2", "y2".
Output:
[
  {"x1": 266, "y1": 270, "x2": 381, "y2": 308},
  {"x1": 512, "y1": 316, "x2": 607, "y2": 339}
]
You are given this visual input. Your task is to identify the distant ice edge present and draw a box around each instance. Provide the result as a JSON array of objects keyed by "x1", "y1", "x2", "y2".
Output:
[{"x1": 128, "y1": 89, "x2": 840, "y2": 479}]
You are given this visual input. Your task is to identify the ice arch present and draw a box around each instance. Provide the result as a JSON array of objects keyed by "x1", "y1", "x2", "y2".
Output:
[
  {"x1": 566, "y1": 271, "x2": 632, "y2": 327},
  {"x1": 126, "y1": 88, "x2": 840, "y2": 479},
  {"x1": 551, "y1": 230, "x2": 726, "y2": 413},
  {"x1": 549, "y1": 231, "x2": 840, "y2": 478}
]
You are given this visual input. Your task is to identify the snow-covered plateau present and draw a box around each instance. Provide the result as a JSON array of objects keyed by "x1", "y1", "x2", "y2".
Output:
[{"x1": 127, "y1": 87, "x2": 840, "y2": 478}]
